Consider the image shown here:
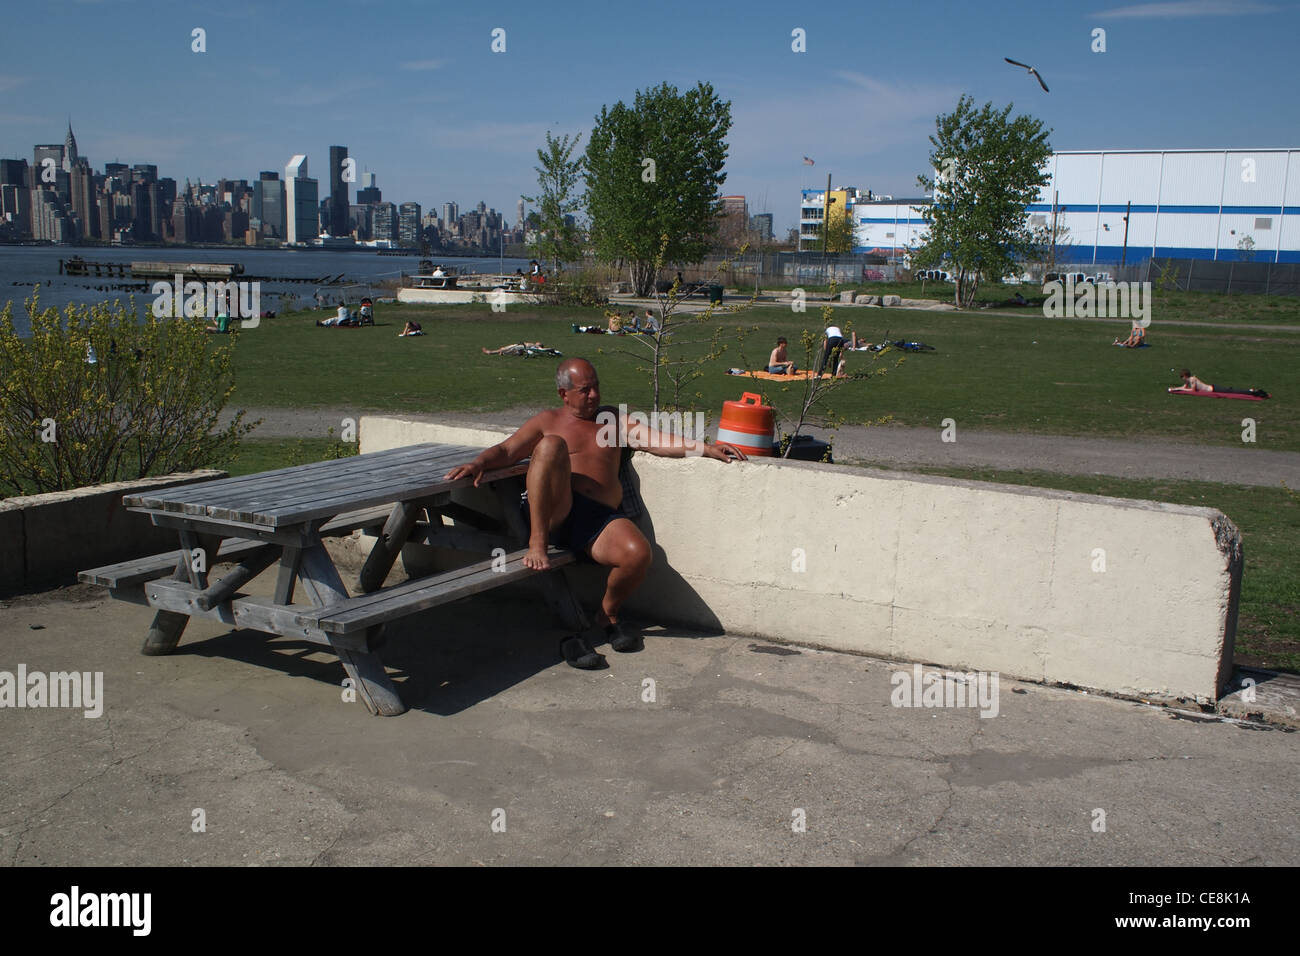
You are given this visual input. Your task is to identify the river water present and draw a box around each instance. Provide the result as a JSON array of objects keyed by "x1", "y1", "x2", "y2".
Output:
[{"x1": 0, "y1": 246, "x2": 534, "y2": 336}]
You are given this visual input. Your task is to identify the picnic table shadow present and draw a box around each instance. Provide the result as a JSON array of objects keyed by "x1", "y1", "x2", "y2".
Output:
[{"x1": 176, "y1": 465, "x2": 722, "y2": 717}]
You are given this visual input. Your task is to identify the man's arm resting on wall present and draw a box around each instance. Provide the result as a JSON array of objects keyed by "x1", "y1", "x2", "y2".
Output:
[{"x1": 445, "y1": 416, "x2": 548, "y2": 485}]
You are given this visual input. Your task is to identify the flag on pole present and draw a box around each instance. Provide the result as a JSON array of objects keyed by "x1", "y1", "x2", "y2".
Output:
[{"x1": 803, "y1": 156, "x2": 815, "y2": 166}]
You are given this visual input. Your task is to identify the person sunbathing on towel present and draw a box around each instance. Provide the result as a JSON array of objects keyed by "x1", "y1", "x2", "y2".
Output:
[
  {"x1": 1114, "y1": 323, "x2": 1146, "y2": 347},
  {"x1": 767, "y1": 337, "x2": 796, "y2": 374},
  {"x1": 483, "y1": 341, "x2": 544, "y2": 354},
  {"x1": 1178, "y1": 369, "x2": 1269, "y2": 398},
  {"x1": 445, "y1": 358, "x2": 746, "y2": 670}
]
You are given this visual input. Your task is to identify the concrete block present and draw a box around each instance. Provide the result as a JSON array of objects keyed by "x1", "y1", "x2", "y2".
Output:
[
  {"x1": 360, "y1": 416, "x2": 1241, "y2": 703},
  {"x1": 0, "y1": 470, "x2": 226, "y2": 595},
  {"x1": 839, "y1": 291, "x2": 855, "y2": 303},
  {"x1": 882, "y1": 295, "x2": 902, "y2": 307}
]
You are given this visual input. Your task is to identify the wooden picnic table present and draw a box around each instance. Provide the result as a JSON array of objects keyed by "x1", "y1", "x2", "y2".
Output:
[{"x1": 78, "y1": 442, "x2": 589, "y2": 716}]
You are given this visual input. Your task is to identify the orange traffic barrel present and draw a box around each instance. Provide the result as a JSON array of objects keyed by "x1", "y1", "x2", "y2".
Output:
[{"x1": 717, "y1": 392, "x2": 774, "y2": 457}]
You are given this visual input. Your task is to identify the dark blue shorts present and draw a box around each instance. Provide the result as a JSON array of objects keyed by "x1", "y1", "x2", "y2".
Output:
[{"x1": 520, "y1": 490, "x2": 625, "y2": 560}]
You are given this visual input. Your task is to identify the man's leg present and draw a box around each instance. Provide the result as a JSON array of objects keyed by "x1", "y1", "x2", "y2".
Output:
[
  {"x1": 588, "y1": 517, "x2": 652, "y2": 651},
  {"x1": 523, "y1": 435, "x2": 572, "y2": 570}
]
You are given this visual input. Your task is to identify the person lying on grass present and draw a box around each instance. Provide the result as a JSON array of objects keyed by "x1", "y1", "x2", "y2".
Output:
[
  {"x1": 1178, "y1": 369, "x2": 1269, "y2": 398},
  {"x1": 445, "y1": 358, "x2": 746, "y2": 670},
  {"x1": 481, "y1": 342, "x2": 560, "y2": 356}
]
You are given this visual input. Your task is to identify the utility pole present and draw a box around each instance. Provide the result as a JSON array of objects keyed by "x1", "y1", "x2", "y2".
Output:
[
  {"x1": 1120, "y1": 200, "x2": 1131, "y2": 271},
  {"x1": 822, "y1": 172, "x2": 832, "y2": 257}
]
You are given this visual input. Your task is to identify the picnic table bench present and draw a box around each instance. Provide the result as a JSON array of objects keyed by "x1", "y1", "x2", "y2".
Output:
[{"x1": 78, "y1": 442, "x2": 590, "y2": 716}]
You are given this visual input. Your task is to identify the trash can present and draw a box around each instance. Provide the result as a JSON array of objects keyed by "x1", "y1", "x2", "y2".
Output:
[
  {"x1": 708, "y1": 284, "x2": 724, "y2": 304},
  {"x1": 777, "y1": 434, "x2": 833, "y2": 463}
]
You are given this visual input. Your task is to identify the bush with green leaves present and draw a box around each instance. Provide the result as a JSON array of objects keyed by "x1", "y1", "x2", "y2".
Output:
[{"x1": 0, "y1": 292, "x2": 259, "y2": 496}]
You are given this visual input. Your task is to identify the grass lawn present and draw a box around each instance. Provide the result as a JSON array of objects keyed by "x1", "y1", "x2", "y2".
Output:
[{"x1": 229, "y1": 299, "x2": 1300, "y2": 451}]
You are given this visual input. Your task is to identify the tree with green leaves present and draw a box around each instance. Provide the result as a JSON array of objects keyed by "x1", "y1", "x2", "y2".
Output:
[
  {"x1": 914, "y1": 95, "x2": 1052, "y2": 308},
  {"x1": 584, "y1": 82, "x2": 732, "y2": 297},
  {"x1": 822, "y1": 202, "x2": 857, "y2": 254},
  {"x1": 523, "y1": 131, "x2": 586, "y2": 275}
]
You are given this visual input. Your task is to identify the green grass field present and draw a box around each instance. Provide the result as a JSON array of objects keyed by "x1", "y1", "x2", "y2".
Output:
[{"x1": 230, "y1": 299, "x2": 1300, "y2": 452}]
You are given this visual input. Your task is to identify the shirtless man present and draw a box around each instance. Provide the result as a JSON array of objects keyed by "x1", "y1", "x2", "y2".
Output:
[
  {"x1": 445, "y1": 358, "x2": 745, "y2": 667},
  {"x1": 767, "y1": 337, "x2": 796, "y2": 374}
]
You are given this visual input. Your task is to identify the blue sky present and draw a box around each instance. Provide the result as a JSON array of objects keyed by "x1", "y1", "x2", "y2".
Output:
[{"x1": 1, "y1": 0, "x2": 1297, "y2": 234}]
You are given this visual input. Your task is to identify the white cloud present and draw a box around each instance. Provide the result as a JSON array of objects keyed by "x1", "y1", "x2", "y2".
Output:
[
  {"x1": 0, "y1": 75, "x2": 30, "y2": 94},
  {"x1": 271, "y1": 77, "x2": 381, "y2": 108},
  {"x1": 400, "y1": 59, "x2": 445, "y2": 71},
  {"x1": 1092, "y1": 0, "x2": 1276, "y2": 17}
]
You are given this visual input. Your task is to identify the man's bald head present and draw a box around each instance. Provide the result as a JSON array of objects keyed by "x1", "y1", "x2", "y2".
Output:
[{"x1": 557, "y1": 358, "x2": 596, "y2": 390}]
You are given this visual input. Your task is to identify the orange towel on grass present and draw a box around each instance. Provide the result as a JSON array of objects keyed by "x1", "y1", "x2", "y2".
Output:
[{"x1": 729, "y1": 369, "x2": 836, "y2": 381}]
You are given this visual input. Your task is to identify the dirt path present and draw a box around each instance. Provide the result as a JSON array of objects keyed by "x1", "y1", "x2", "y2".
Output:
[{"x1": 229, "y1": 404, "x2": 1300, "y2": 489}]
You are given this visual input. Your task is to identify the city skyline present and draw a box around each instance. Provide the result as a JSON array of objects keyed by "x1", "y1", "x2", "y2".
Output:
[{"x1": 1, "y1": 0, "x2": 1298, "y2": 236}]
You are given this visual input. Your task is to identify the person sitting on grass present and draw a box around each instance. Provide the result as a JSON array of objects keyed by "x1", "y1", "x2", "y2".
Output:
[
  {"x1": 318, "y1": 304, "x2": 355, "y2": 327},
  {"x1": 444, "y1": 358, "x2": 746, "y2": 670},
  {"x1": 642, "y1": 309, "x2": 659, "y2": 334},
  {"x1": 606, "y1": 311, "x2": 624, "y2": 334},
  {"x1": 205, "y1": 311, "x2": 231, "y2": 334},
  {"x1": 358, "y1": 298, "x2": 374, "y2": 325},
  {"x1": 1177, "y1": 369, "x2": 1270, "y2": 398},
  {"x1": 398, "y1": 320, "x2": 423, "y2": 337},
  {"x1": 1114, "y1": 322, "x2": 1146, "y2": 348},
  {"x1": 767, "y1": 337, "x2": 796, "y2": 374}
]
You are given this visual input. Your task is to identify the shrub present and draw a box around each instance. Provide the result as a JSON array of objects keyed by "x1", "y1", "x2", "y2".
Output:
[
  {"x1": 0, "y1": 292, "x2": 259, "y2": 496},
  {"x1": 550, "y1": 270, "x2": 609, "y2": 307}
]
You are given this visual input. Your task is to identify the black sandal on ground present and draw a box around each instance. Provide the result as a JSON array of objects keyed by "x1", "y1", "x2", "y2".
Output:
[{"x1": 561, "y1": 635, "x2": 608, "y2": 670}]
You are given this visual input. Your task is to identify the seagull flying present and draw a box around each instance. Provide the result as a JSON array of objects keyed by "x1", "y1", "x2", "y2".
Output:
[{"x1": 1004, "y1": 57, "x2": 1049, "y2": 93}]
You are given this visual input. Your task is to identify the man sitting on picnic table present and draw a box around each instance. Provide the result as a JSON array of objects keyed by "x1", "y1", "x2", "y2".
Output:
[{"x1": 445, "y1": 358, "x2": 746, "y2": 669}]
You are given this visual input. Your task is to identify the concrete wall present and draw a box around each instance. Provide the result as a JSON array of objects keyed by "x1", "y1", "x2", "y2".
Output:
[
  {"x1": 361, "y1": 416, "x2": 1241, "y2": 704},
  {"x1": 0, "y1": 470, "x2": 226, "y2": 595}
]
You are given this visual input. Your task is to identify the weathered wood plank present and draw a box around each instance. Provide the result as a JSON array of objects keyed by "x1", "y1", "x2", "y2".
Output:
[
  {"x1": 274, "y1": 545, "x2": 301, "y2": 605},
  {"x1": 124, "y1": 443, "x2": 450, "y2": 511},
  {"x1": 194, "y1": 545, "x2": 280, "y2": 610},
  {"x1": 358, "y1": 501, "x2": 422, "y2": 594},
  {"x1": 297, "y1": 544, "x2": 406, "y2": 716},
  {"x1": 143, "y1": 580, "x2": 367, "y2": 649},
  {"x1": 78, "y1": 537, "x2": 269, "y2": 589},
  {"x1": 304, "y1": 547, "x2": 577, "y2": 635},
  {"x1": 178, "y1": 446, "x2": 474, "y2": 517}
]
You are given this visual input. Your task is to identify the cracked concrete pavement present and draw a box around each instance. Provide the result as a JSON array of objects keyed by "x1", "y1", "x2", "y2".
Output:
[{"x1": 2, "y1": 560, "x2": 1296, "y2": 866}]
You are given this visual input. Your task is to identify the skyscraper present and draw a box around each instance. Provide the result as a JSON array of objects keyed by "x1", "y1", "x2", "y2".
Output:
[
  {"x1": 442, "y1": 201, "x2": 457, "y2": 231},
  {"x1": 284, "y1": 155, "x2": 318, "y2": 244},
  {"x1": 356, "y1": 170, "x2": 381, "y2": 205},
  {"x1": 517, "y1": 198, "x2": 525, "y2": 231},
  {"x1": 255, "y1": 172, "x2": 284, "y2": 239},
  {"x1": 328, "y1": 145, "x2": 349, "y2": 237},
  {"x1": 371, "y1": 202, "x2": 398, "y2": 241},
  {"x1": 398, "y1": 202, "x2": 421, "y2": 247}
]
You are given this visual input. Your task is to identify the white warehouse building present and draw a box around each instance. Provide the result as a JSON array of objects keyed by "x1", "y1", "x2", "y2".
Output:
[{"x1": 803, "y1": 148, "x2": 1300, "y2": 267}]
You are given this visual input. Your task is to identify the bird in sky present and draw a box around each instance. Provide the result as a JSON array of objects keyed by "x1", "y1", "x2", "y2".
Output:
[{"x1": 1004, "y1": 57, "x2": 1049, "y2": 92}]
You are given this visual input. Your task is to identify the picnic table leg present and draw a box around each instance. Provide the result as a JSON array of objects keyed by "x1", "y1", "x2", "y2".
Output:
[
  {"x1": 490, "y1": 480, "x2": 590, "y2": 633},
  {"x1": 141, "y1": 530, "x2": 218, "y2": 655},
  {"x1": 297, "y1": 543, "x2": 407, "y2": 717},
  {"x1": 358, "y1": 501, "x2": 422, "y2": 593}
]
